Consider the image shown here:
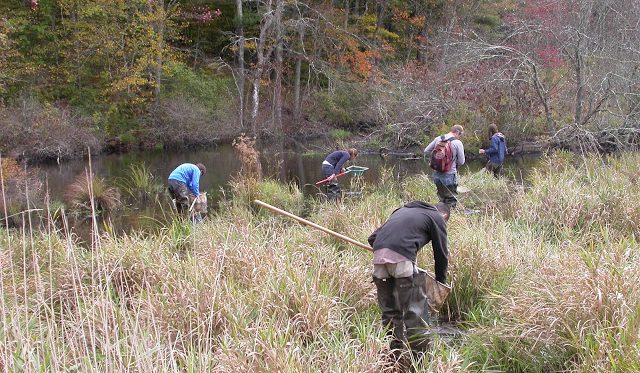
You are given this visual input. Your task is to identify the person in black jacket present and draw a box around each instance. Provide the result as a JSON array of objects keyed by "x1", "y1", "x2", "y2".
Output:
[
  {"x1": 368, "y1": 201, "x2": 450, "y2": 358},
  {"x1": 321, "y1": 148, "x2": 358, "y2": 201}
]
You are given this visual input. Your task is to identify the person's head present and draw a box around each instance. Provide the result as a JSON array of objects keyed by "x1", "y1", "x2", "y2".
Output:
[
  {"x1": 435, "y1": 202, "x2": 450, "y2": 222},
  {"x1": 488, "y1": 123, "x2": 498, "y2": 137},
  {"x1": 450, "y1": 125, "x2": 464, "y2": 139},
  {"x1": 348, "y1": 148, "x2": 358, "y2": 160},
  {"x1": 196, "y1": 163, "x2": 206, "y2": 175}
]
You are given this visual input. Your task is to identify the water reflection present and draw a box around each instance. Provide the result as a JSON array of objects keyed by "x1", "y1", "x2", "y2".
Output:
[
  {"x1": 33, "y1": 144, "x2": 540, "y2": 238},
  {"x1": 40, "y1": 145, "x2": 540, "y2": 205}
]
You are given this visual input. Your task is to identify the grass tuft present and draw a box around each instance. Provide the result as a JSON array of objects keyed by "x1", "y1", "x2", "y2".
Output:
[{"x1": 65, "y1": 173, "x2": 122, "y2": 215}]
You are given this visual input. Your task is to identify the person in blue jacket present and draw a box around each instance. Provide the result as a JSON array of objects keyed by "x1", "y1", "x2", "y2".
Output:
[
  {"x1": 479, "y1": 124, "x2": 507, "y2": 178},
  {"x1": 321, "y1": 148, "x2": 358, "y2": 201},
  {"x1": 167, "y1": 163, "x2": 206, "y2": 214}
]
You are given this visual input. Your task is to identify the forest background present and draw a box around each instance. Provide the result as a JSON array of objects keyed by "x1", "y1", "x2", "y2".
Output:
[{"x1": 2, "y1": 0, "x2": 640, "y2": 161}]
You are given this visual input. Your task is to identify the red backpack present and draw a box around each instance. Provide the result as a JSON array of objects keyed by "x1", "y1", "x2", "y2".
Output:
[{"x1": 429, "y1": 136, "x2": 455, "y2": 173}]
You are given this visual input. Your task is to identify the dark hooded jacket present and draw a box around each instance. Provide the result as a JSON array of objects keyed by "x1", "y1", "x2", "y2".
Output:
[
  {"x1": 324, "y1": 150, "x2": 351, "y2": 175},
  {"x1": 485, "y1": 133, "x2": 507, "y2": 165},
  {"x1": 368, "y1": 201, "x2": 448, "y2": 283}
]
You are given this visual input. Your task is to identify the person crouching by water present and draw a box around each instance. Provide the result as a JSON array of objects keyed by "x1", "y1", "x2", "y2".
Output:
[
  {"x1": 479, "y1": 123, "x2": 507, "y2": 178},
  {"x1": 167, "y1": 163, "x2": 206, "y2": 218},
  {"x1": 368, "y1": 201, "x2": 450, "y2": 364},
  {"x1": 321, "y1": 148, "x2": 358, "y2": 201}
]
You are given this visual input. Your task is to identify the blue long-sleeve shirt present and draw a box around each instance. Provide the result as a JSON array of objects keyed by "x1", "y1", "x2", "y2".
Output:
[
  {"x1": 324, "y1": 150, "x2": 351, "y2": 174},
  {"x1": 168, "y1": 163, "x2": 202, "y2": 196}
]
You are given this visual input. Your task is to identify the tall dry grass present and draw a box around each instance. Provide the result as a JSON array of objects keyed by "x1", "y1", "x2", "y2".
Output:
[{"x1": 0, "y1": 151, "x2": 639, "y2": 372}]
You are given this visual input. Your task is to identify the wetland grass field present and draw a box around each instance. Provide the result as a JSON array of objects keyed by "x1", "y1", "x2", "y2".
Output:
[{"x1": 1, "y1": 151, "x2": 639, "y2": 372}]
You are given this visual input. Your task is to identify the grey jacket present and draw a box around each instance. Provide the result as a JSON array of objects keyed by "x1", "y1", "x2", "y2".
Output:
[{"x1": 424, "y1": 134, "x2": 465, "y2": 174}]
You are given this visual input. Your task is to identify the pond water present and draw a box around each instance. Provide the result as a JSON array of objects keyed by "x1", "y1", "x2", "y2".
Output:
[
  {"x1": 30, "y1": 143, "x2": 540, "y2": 239},
  {"x1": 40, "y1": 144, "x2": 538, "y2": 202}
]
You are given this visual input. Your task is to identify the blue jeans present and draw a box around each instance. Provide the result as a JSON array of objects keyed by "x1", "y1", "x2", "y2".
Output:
[
  {"x1": 432, "y1": 172, "x2": 458, "y2": 208},
  {"x1": 321, "y1": 164, "x2": 341, "y2": 201}
]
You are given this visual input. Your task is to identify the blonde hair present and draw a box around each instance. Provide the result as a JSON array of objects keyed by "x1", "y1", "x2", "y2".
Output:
[
  {"x1": 450, "y1": 125, "x2": 464, "y2": 135},
  {"x1": 348, "y1": 148, "x2": 358, "y2": 159}
]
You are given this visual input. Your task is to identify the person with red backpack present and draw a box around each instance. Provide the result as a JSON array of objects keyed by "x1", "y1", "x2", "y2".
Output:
[{"x1": 423, "y1": 125, "x2": 466, "y2": 209}]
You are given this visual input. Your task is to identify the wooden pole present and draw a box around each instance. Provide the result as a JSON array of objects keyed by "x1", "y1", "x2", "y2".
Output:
[
  {"x1": 253, "y1": 199, "x2": 373, "y2": 252},
  {"x1": 253, "y1": 199, "x2": 452, "y2": 310}
]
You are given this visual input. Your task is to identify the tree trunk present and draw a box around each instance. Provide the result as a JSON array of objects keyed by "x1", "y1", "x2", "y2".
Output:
[
  {"x1": 274, "y1": 0, "x2": 284, "y2": 132},
  {"x1": 294, "y1": 58, "x2": 302, "y2": 123},
  {"x1": 530, "y1": 61, "x2": 555, "y2": 132},
  {"x1": 373, "y1": 0, "x2": 386, "y2": 42},
  {"x1": 294, "y1": 24, "x2": 305, "y2": 123},
  {"x1": 236, "y1": 0, "x2": 245, "y2": 130},
  {"x1": 153, "y1": 0, "x2": 165, "y2": 100},
  {"x1": 417, "y1": 16, "x2": 429, "y2": 64},
  {"x1": 344, "y1": 0, "x2": 349, "y2": 29},
  {"x1": 574, "y1": 47, "x2": 584, "y2": 126},
  {"x1": 251, "y1": 0, "x2": 274, "y2": 136}
]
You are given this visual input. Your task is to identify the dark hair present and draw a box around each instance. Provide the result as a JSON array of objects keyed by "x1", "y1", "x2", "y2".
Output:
[
  {"x1": 196, "y1": 163, "x2": 206, "y2": 175},
  {"x1": 488, "y1": 123, "x2": 498, "y2": 137},
  {"x1": 435, "y1": 202, "x2": 450, "y2": 221},
  {"x1": 348, "y1": 148, "x2": 358, "y2": 159}
]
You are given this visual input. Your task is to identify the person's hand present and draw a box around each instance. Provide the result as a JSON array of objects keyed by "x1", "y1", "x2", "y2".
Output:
[
  {"x1": 341, "y1": 168, "x2": 346, "y2": 173},
  {"x1": 328, "y1": 173, "x2": 336, "y2": 181},
  {"x1": 479, "y1": 149, "x2": 485, "y2": 154}
]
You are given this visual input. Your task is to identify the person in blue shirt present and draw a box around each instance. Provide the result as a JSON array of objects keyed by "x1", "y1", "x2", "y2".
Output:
[
  {"x1": 479, "y1": 124, "x2": 507, "y2": 178},
  {"x1": 321, "y1": 148, "x2": 358, "y2": 201},
  {"x1": 167, "y1": 163, "x2": 206, "y2": 214}
]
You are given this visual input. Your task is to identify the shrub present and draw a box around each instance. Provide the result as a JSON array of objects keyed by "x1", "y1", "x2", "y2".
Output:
[
  {"x1": 144, "y1": 63, "x2": 237, "y2": 147},
  {"x1": 329, "y1": 129, "x2": 351, "y2": 141},
  {"x1": 311, "y1": 82, "x2": 374, "y2": 129},
  {"x1": 147, "y1": 96, "x2": 223, "y2": 147},
  {"x1": 0, "y1": 98, "x2": 100, "y2": 161},
  {"x1": 162, "y1": 62, "x2": 231, "y2": 107},
  {"x1": 233, "y1": 134, "x2": 262, "y2": 181},
  {"x1": 0, "y1": 156, "x2": 43, "y2": 226},
  {"x1": 227, "y1": 136, "x2": 300, "y2": 214},
  {"x1": 438, "y1": 104, "x2": 486, "y2": 151}
]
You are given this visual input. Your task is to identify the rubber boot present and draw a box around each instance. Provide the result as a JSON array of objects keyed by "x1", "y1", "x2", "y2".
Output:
[
  {"x1": 434, "y1": 180, "x2": 458, "y2": 209},
  {"x1": 326, "y1": 182, "x2": 341, "y2": 202},
  {"x1": 373, "y1": 277, "x2": 405, "y2": 352},
  {"x1": 396, "y1": 275, "x2": 431, "y2": 354}
]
